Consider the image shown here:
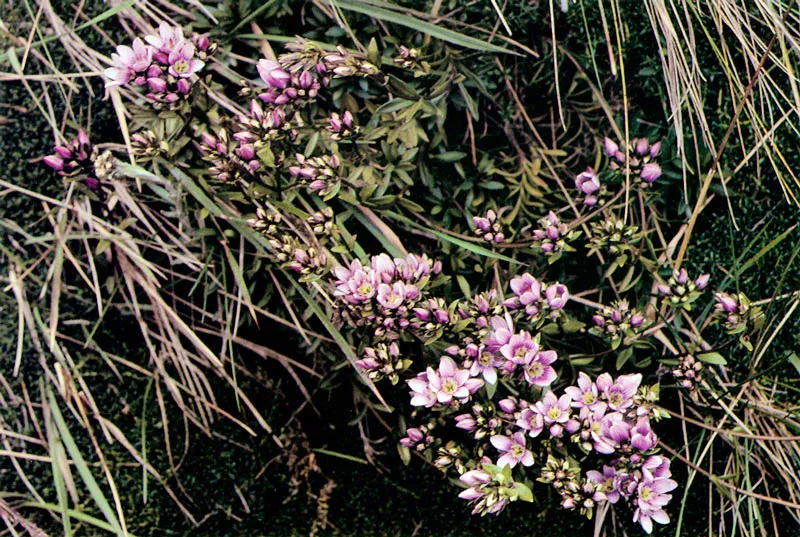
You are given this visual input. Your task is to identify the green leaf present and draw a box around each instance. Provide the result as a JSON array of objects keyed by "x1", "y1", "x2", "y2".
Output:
[
  {"x1": 516, "y1": 483, "x2": 534, "y2": 503},
  {"x1": 616, "y1": 347, "x2": 633, "y2": 369},
  {"x1": 334, "y1": 0, "x2": 513, "y2": 54},
  {"x1": 697, "y1": 352, "x2": 727, "y2": 365}
]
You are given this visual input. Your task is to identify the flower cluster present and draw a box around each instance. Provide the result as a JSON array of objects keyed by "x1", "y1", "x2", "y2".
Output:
[
  {"x1": 288, "y1": 154, "x2": 342, "y2": 197},
  {"x1": 408, "y1": 356, "x2": 484, "y2": 408},
  {"x1": 332, "y1": 253, "x2": 443, "y2": 340},
  {"x1": 104, "y1": 22, "x2": 212, "y2": 107},
  {"x1": 43, "y1": 130, "x2": 100, "y2": 189},
  {"x1": 472, "y1": 210, "x2": 506, "y2": 244},
  {"x1": 486, "y1": 372, "x2": 676, "y2": 533},
  {"x1": 603, "y1": 137, "x2": 662, "y2": 185},
  {"x1": 503, "y1": 273, "x2": 570, "y2": 324},
  {"x1": 530, "y1": 211, "x2": 579, "y2": 260},
  {"x1": 256, "y1": 59, "x2": 323, "y2": 105},
  {"x1": 322, "y1": 45, "x2": 381, "y2": 78},
  {"x1": 590, "y1": 299, "x2": 647, "y2": 349},
  {"x1": 658, "y1": 269, "x2": 709, "y2": 311},
  {"x1": 248, "y1": 207, "x2": 330, "y2": 279}
]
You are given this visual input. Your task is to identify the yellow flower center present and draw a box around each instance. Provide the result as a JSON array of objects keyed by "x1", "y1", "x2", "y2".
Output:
[
  {"x1": 640, "y1": 486, "x2": 652, "y2": 501},
  {"x1": 173, "y1": 60, "x2": 189, "y2": 74},
  {"x1": 442, "y1": 379, "x2": 458, "y2": 394},
  {"x1": 547, "y1": 407, "x2": 561, "y2": 420},
  {"x1": 527, "y1": 363, "x2": 543, "y2": 377},
  {"x1": 582, "y1": 392, "x2": 596, "y2": 405},
  {"x1": 357, "y1": 283, "x2": 373, "y2": 296}
]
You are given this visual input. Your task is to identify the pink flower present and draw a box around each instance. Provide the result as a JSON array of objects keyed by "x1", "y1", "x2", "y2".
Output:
[
  {"x1": 564, "y1": 372, "x2": 602, "y2": 410},
  {"x1": 410, "y1": 356, "x2": 482, "y2": 407},
  {"x1": 491, "y1": 432, "x2": 534, "y2": 468},
  {"x1": 516, "y1": 407, "x2": 544, "y2": 438},
  {"x1": 104, "y1": 38, "x2": 152, "y2": 87},
  {"x1": 603, "y1": 137, "x2": 619, "y2": 157},
  {"x1": 596, "y1": 373, "x2": 641, "y2": 411},
  {"x1": 587, "y1": 465, "x2": 621, "y2": 503},
  {"x1": 545, "y1": 283, "x2": 569, "y2": 309},
  {"x1": 469, "y1": 347, "x2": 501, "y2": 385},
  {"x1": 257, "y1": 59, "x2": 292, "y2": 89},
  {"x1": 522, "y1": 350, "x2": 558, "y2": 387},
  {"x1": 376, "y1": 282, "x2": 409, "y2": 309},
  {"x1": 145, "y1": 22, "x2": 186, "y2": 54},
  {"x1": 168, "y1": 41, "x2": 204, "y2": 78},
  {"x1": 575, "y1": 168, "x2": 600, "y2": 195},
  {"x1": 631, "y1": 417, "x2": 657, "y2": 452},
  {"x1": 632, "y1": 477, "x2": 677, "y2": 534},
  {"x1": 640, "y1": 162, "x2": 662, "y2": 183},
  {"x1": 500, "y1": 331, "x2": 539, "y2": 366},
  {"x1": 715, "y1": 292, "x2": 738, "y2": 313},
  {"x1": 407, "y1": 372, "x2": 437, "y2": 408},
  {"x1": 537, "y1": 392, "x2": 572, "y2": 436}
]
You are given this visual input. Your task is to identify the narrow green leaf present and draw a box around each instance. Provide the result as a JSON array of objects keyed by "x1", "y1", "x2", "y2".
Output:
[{"x1": 334, "y1": 0, "x2": 512, "y2": 54}]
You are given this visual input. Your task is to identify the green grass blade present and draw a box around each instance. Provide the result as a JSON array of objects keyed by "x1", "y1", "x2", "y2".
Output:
[
  {"x1": 47, "y1": 390, "x2": 124, "y2": 535},
  {"x1": 334, "y1": 0, "x2": 512, "y2": 54}
]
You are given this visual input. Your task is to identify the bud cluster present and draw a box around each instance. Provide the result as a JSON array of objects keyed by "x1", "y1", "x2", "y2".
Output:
[
  {"x1": 531, "y1": 211, "x2": 579, "y2": 259},
  {"x1": 590, "y1": 299, "x2": 647, "y2": 349},
  {"x1": 657, "y1": 269, "x2": 709, "y2": 311},
  {"x1": 43, "y1": 130, "x2": 100, "y2": 190},
  {"x1": 472, "y1": 209, "x2": 506, "y2": 244},
  {"x1": 603, "y1": 137, "x2": 662, "y2": 186}
]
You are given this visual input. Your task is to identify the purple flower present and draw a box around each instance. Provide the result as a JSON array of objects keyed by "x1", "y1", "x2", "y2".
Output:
[
  {"x1": 545, "y1": 283, "x2": 569, "y2": 309},
  {"x1": 564, "y1": 372, "x2": 602, "y2": 410},
  {"x1": 407, "y1": 372, "x2": 437, "y2": 408},
  {"x1": 409, "y1": 356, "x2": 482, "y2": 406},
  {"x1": 631, "y1": 417, "x2": 657, "y2": 451},
  {"x1": 632, "y1": 477, "x2": 677, "y2": 534},
  {"x1": 257, "y1": 59, "x2": 291, "y2": 89},
  {"x1": 596, "y1": 373, "x2": 641, "y2": 411},
  {"x1": 376, "y1": 282, "x2": 409, "y2": 309},
  {"x1": 640, "y1": 162, "x2": 662, "y2": 183},
  {"x1": 715, "y1": 292, "x2": 738, "y2": 313},
  {"x1": 483, "y1": 315, "x2": 514, "y2": 355},
  {"x1": 694, "y1": 273, "x2": 710, "y2": 290},
  {"x1": 43, "y1": 155, "x2": 64, "y2": 171},
  {"x1": 104, "y1": 38, "x2": 152, "y2": 87},
  {"x1": 490, "y1": 432, "x2": 534, "y2": 468},
  {"x1": 469, "y1": 347, "x2": 501, "y2": 385},
  {"x1": 145, "y1": 22, "x2": 186, "y2": 55},
  {"x1": 516, "y1": 407, "x2": 544, "y2": 438},
  {"x1": 506, "y1": 273, "x2": 542, "y2": 316},
  {"x1": 587, "y1": 465, "x2": 621, "y2": 503},
  {"x1": 371, "y1": 254, "x2": 396, "y2": 283},
  {"x1": 454, "y1": 413, "x2": 477, "y2": 431},
  {"x1": 537, "y1": 392, "x2": 572, "y2": 436},
  {"x1": 500, "y1": 331, "x2": 538, "y2": 366},
  {"x1": 333, "y1": 260, "x2": 376, "y2": 304},
  {"x1": 649, "y1": 141, "x2": 662, "y2": 158},
  {"x1": 603, "y1": 137, "x2": 619, "y2": 157},
  {"x1": 168, "y1": 41, "x2": 204, "y2": 78},
  {"x1": 522, "y1": 350, "x2": 558, "y2": 387},
  {"x1": 575, "y1": 168, "x2": 600, "y2": 195}
]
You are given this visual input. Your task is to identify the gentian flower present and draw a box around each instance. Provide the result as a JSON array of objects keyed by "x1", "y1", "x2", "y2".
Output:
[{"x1": 490, "y1": 432, "x2": 534, "y2": 468}]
